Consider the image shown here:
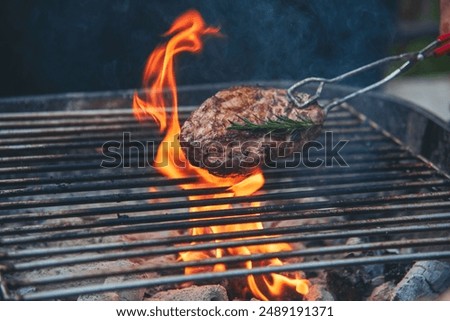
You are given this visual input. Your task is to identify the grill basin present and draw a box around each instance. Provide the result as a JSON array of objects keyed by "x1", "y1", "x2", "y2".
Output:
[{"x1": 1, "y1": 82, "x2": 450, "y2": 300}]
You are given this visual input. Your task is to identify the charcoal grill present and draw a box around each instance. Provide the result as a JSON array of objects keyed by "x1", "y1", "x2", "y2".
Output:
[{"x1": 1, "y1": 81, "x2": 450, "y2": 301}]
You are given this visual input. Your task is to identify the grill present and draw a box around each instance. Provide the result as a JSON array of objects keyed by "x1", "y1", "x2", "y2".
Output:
[{"x1": 1, "y1": 81, "x2": 450, "y2": 301}]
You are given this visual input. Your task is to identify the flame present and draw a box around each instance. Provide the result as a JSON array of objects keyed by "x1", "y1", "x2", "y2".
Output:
[{"x1": 133, "y1": 9, "x2": 309, "y2": 300}]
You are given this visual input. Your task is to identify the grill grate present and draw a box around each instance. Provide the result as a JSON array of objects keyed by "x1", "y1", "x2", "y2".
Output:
[{"x1": 1, "y1": 86, "x2": 450, "y2": 300}]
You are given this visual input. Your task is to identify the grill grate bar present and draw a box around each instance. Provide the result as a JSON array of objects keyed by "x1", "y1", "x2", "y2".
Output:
[
  {"x1": 0, "y1": 118, "x2": 360, "y2": 140},
  {"x1": 0, "y1": 153, "x2": 414, "y2": 181},
  {"x1": 0, "y1": 119, "x2": 141, "y2": 129},
  {"x1": 0, "y1": 123, "x2": 371, "y2": 144},
  {"x1": 0, "y1": 110, "x2": 354, "y2": 126},
  {"x1": 11, "y1": 251, "x2": 450, "y2": 301},
  {"x1": 0, "y1": 108, "x2": 351, "y2": 120},
  {"x1": 0, "y1": 126, "x2": 373, "y2": 149},
  {"x1": 4, "y1": 213, "x2": 450, "y2": 260},
  {"x1": 2, "y1": 173, "x2": 446, "y2": 213},
  {"x1": 0, "y1": 160, "x2": 433, "y2": 191},
  {"x1": 0, "y1": 143, "x2": 403, "y2": 163},
  {"x1": 0, "y1": 109, "x2": 136, "y2": 119},
  {"x1": 0, "y1": 124, "x2": 154, "y2": 138},
  {"x1": 0, "y1": 166, "x2": 433, "y2": 200},
  {"x1": 0, "y1": 157, "x2": 430, "y2": 179},
  {"x1": 6, "y1": 238, "x2": 450, "y2": 291},
  {"x1": 0, "y1": 134, "x2": 388, "y2": 157},
  {"x1": 2, "y1": 178, "x2": 448, "y2": 225},
  {"x1": 0, "y1": 129, "x2": 378, "y2": 150},
  {"x1": 0, "y1": 132, "x2": 154, "y2": 146},
  {"x1": 4, "y1": 217, "x2": 450, "y2": 273},
  {"x1": 2, "y1": 195, "x2": 449, "y2": 246}
]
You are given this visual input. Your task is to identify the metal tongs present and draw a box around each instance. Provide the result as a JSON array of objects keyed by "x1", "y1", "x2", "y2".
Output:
[{"x1": 287, "y1": 32, "x2": 450, "y2": 114}]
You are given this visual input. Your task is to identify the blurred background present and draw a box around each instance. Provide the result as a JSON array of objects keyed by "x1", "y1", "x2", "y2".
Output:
[
  {"x1": 384, "y1": 0, "x2": 450, "y2": 122},
  {"x1": 0, "y1": 0, "x2": 448, "y2": 121}
]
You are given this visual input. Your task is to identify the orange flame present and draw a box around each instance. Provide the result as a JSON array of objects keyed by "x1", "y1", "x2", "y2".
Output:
[{"x1": 132, "y1": 9, "x2": 309, "y2": 300}]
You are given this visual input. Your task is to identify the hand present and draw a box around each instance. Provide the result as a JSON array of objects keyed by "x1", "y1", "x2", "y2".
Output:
[{"x1": 441, "y1": 0, "x2": 450, "y2": 34}]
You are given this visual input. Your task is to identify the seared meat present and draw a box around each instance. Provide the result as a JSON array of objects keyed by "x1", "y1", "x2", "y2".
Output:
[{"x1": 179, "y1": 86, "x2": 325, "y2": 177}]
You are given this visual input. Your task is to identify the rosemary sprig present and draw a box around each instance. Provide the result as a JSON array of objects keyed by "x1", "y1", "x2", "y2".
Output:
[{"x1": 227, "y1": 115, "x2": 314, "y2": 135}]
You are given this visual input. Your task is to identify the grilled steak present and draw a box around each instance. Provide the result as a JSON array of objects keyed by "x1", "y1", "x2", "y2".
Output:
[{"x1": 179, "y1": 86, "x2": 325, "y2": 177}]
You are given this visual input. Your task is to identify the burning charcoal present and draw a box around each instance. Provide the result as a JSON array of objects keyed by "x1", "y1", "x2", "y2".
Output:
[
  {"x1": 77, "y1": 260, "x2": 160, "y2": 301},
  {"x1": 303, "y1": 272, "x2": 334, "y2": 301},
  {"x1": 368, "y1": 281, "x2": 396, "y2": 301},
  {"x1": 78, "y1": 292, "x2": 120, "y2": 301},
  {"x1": 78, "y1": 274, "x2": 151, "y2": 301},
  {"x1": 371, "y1": 275, "x2": 385, "y2": 288},
  {"x1": 392, "y1": 260, "x2": 450, "y2": 301},
  {"x1": 384, "y1": 261, "x2": 411, "y2": 284},
  {"x1": 326, "y1": 258, "x2": 384, "y2": 300},
  {"x1": 438, "y1": 288, "x2": 450, "y2": 300},
  {"x1": 326, "y1": 267, "x2": 371, "y2": 300},
  {"x1": 304, "y1": 282, "x2": 335, "y2": 301},
  {"x1": 325, "y1": 239, "x2": 385, "y2": 300},
  {"x1": 16, "y1": 286, "x2": 36, "y2": 296},
  {"x1": 147, "y1": 284, "x2": 228, "y2": 301},
  {"x1": 345, "y1": 237, "x2": 384, "y2": 262},
  {"x1": 382, "y1": 249, "x2": 411, "y2": 283},
  {"x1": 345, "y1": 237, "x2": 366, "y2": 256},
  {"x1": 364, "y1": 263, "x2": 385, "y2": 281}
]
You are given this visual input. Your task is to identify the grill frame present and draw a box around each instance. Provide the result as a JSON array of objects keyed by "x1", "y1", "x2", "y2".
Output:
[{"x1": 1, "y1": 82, "x2": 450, "y2": 300}]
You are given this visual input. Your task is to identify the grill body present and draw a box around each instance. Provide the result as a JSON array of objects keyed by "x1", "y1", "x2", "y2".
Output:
[{"x1": 1, "y1": 82, "x2": 449, "y2": 300}]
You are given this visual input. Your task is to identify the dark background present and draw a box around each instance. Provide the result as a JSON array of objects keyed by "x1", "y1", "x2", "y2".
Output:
[{"x1": 0, "y1": 0, "x2": 399, "y2": 98}]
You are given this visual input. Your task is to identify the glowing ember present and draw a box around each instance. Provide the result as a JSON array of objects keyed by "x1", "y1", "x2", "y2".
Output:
[{"x1": 132, "y1": 9, "x2": 309, "y2": 300}]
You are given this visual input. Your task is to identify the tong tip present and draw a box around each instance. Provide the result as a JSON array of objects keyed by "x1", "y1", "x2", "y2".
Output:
[{"x1": 288, "y1": 91, "x2": 318, "y2": 109}]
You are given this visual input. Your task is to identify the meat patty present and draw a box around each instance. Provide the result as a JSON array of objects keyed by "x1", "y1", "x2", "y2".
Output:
[{"x1": 179, "y1": 86, "x2": 325, "y2": 177}]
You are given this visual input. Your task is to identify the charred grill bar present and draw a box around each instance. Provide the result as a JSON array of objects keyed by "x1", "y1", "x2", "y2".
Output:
[{"x1": 1, "y1": 82, "x2": 450, "y2": 300}]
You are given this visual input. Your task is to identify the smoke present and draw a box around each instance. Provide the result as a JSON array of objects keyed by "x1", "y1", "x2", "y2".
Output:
[
  {"x1": 180, "y1": 0, "x2": 396, "y2": 86},
  {"x1": 0, "y1": 0, "x2": 396, "y2": 97}
]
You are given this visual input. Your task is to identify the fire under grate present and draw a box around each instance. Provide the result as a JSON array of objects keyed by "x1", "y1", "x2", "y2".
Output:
[{"x1": 1, "y1": 83, "x2": 450, "y2": 301}]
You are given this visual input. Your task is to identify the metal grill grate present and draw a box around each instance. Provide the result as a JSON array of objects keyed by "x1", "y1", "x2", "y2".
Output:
[{"x1": 1, "y1": 85, "x2": 450, "y2": 300}]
